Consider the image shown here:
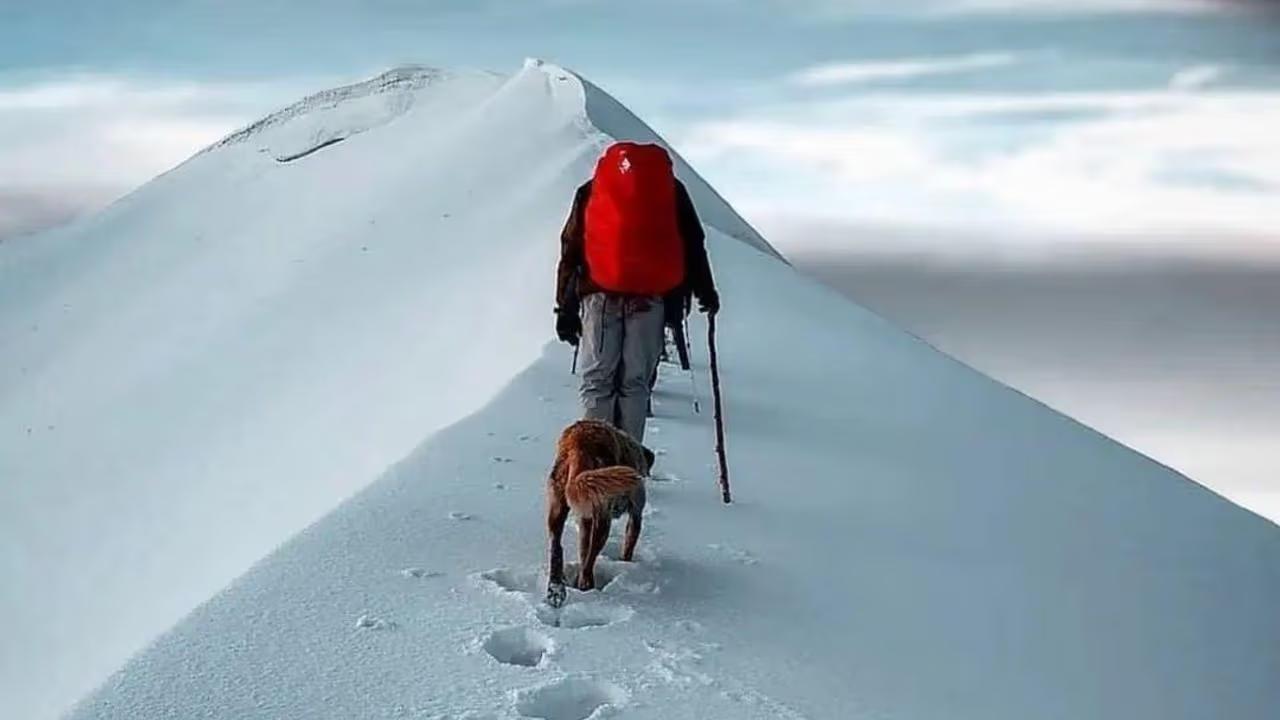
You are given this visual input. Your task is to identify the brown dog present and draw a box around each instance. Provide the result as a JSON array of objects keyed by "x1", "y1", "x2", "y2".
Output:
[{"x1": 545, "y1": 419, "x2": 653, "y2": 608}]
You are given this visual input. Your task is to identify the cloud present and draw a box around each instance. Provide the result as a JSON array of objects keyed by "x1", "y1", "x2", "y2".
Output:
[
  {"x1": 0, "y1": 74, "x2": 307, "y2": 241},
  {"x1": 788, "y1": 53, "x2": 1018, "y2": 87},
  {"x1": 0, "y1": 188, "x2": 114, "y2": 242},
  {"x1": 936, "y1": 0, "x2": 1229, "y2": 13},
  {"x1": 1169, "y1": 64, "x2": 1227, "y2": 91},
  {"x1": 677, "y1": 86, "x2": 1280, "y2": 243},
  {"x1": 782, "y1": 0, "x2": 1246, "y2": 16}
]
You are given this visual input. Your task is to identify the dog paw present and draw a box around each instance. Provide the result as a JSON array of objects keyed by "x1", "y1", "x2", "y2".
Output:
[{"x1": 545, "y1": 582, "x2": 567, "y2": 608}]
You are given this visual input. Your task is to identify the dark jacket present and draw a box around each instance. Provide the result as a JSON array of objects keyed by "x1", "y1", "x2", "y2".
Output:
[{"x1": 555, "y1": 179, "x2": 716, "y2": 324}]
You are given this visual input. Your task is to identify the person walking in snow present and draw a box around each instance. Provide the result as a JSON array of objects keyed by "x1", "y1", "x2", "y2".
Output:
[{"x1": 554, "y1": 142, "x2": 719, "y2": 443}]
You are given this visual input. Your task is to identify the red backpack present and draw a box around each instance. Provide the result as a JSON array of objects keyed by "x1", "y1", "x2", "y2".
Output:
[{"x1": 584, "y1": 142, "x2": 685, "y2": 295}]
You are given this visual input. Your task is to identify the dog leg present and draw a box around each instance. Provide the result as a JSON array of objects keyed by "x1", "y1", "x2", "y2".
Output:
[
  {"x1": 621, "y1": 508, "x2": 642, "y2": 562},
  {"x1": 594, "y1": 516, "x2": 612, "y2": 556},
  {"x1": 546, "y1": 492, "x2": 569, "y2": 608},
  {"x1": 576, "y1": 516, "x2": 595, "y2": 590},
  {"x1": 581, "y1": 515, "x2": 611, "y2": 591}
]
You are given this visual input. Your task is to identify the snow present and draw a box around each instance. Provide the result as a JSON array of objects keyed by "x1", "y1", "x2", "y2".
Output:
[
  {"x1": 1, "y1": 59, "x2": 601, "y2": 720},
  {"x1": 3, "y1": 60, "x2": 1279, "y2": 720}
]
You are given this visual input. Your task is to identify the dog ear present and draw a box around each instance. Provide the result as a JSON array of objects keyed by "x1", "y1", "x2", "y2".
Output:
[{"x1": 641, "y1": 444, "x2": 656, "y2": 469}]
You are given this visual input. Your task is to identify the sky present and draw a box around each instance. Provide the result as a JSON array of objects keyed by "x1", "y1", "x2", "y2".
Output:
[
  {"x1": 1, "y1": 0, "x2": 1277, "y2": 516},
  {"x1": 2, "y1": 0, "x2": 1278, "y2": 246}
]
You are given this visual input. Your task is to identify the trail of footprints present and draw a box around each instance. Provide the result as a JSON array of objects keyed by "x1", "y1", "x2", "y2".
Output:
[
  {"x1": 473, "y1": 557, "x2": 636, "y2": 719},
  {"x1": 402, "y1": 421, "x2": 651, "y2": 720},
  {"x1": 464, "y1": 424, "x2": 660, "y2": 720},
  {"x1": 375, "y1": 421, "x2": 784, "y2": 719}
]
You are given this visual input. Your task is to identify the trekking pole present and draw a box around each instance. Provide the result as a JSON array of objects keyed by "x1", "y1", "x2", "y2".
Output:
[
  {"x1": 570, "y1": 301, "x2": 582, "y2": 375},
  {"x1": 683, "y1": 316, "x2": 701, "y2": 414},
  {"x1": 673, "y1": 316, "x2": 692, "y2": 371},
  {"x1": 707, "y1": 312, "x2": 731, "y2": 504}
]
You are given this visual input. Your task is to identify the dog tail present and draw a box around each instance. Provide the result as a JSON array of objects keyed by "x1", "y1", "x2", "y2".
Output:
[{"x1": 565, "y1": 466, "x2": 643, "y2": 517}]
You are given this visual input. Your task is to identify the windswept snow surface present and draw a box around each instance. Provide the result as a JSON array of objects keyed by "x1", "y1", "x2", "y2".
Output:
[{"x1": 4, "y1": 61, "x2": 1278, "y2": 719}]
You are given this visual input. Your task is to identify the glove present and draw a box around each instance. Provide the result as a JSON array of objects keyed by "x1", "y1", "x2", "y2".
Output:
[
  {"x1": 555, "y1": 307, "x2": 581, "y2": 346},
  {"x1": 697, "y1": 288, "x2": 720, "y2": 315}
]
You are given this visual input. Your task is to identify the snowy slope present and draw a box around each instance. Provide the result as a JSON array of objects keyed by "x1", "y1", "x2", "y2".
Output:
[
  {"x1": 5, "y1": 60, "x2": 1279, "y2": 720},
  {"x1": 66, "y1": 231, "x2": 1280, "y2": 720},
  {"x1": 1, "y1": 59, "x2": 720, "y2": 720}
]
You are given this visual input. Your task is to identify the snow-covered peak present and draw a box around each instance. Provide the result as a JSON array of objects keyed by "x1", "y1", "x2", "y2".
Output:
[
  {"x1": 200, "y1": 66, "x2": 501, "y2": 163},
  {"x1": 532, "y1": 59, "x2": 781, "y2": 260},
  {"x1": 194, "y1": 57, "x2": 781, "y2": 260},
  {"x1": 207, "y1": 66, "x2": 458, "y2": 150}
]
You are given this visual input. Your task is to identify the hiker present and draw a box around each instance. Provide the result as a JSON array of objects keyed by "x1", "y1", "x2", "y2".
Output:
[
  {"x1": 646, "y1": 312, "x2": 692, "y2": 416},
  {"x1": 554, "y1": 142, "x2": 719, "y2": 442}
]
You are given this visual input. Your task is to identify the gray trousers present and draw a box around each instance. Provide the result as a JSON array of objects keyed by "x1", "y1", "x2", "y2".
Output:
[{"x1": 578, "y1": 293, "x2": 665, "y2": 442}]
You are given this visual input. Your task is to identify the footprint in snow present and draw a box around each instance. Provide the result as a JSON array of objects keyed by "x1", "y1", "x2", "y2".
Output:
[
  {"x1": 477, "y1": 567, "x2": 541, "y2": 595},
  {"x1": 481, "y1": 627, "x2": 554, "y2": 667},
  {"x1": 643, "y1": 639, "x2": 716, "y2": 689},
  {"x1": 559, "y1": 560, "x2": 623, "y2": 592},
  {"x1": 708, "y1": 543, "x2": 759, "y2": 566},
  {"x1": 674, "y1": 619, "x2": 705, "y2": 634},
  {"x1": 606, "y1": 571, "x2": 661, "y2": 596},
  {"x1": 448, "y1": 511, "x2": 474, "y2": 521},
  {"x1": 492, "y1": 456, "x2": 514, "y2": 464},
  {"x1": 400, "y1": 567, "x2": 442, "y2": 579},
  {"x1": 477, "y1": 560, "x2": 626, "y2": 604},
  {"x1": 536, "y1": 602, "x2": 633, "y2": 630},
  {"x1": 354, "y1": 613, "x2": 395, "y2": 630},
  {"x1": 515, "y1": 676, "x2": 628, "y2": 720}
]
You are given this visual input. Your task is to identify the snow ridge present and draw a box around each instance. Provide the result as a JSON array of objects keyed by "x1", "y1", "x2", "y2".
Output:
[
  {"x1": 535, "y1": 60, "x2": 784, "y2": 262},
  {"x1": 205, "y1": 66, "x2": 465, "y2": 153}
]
